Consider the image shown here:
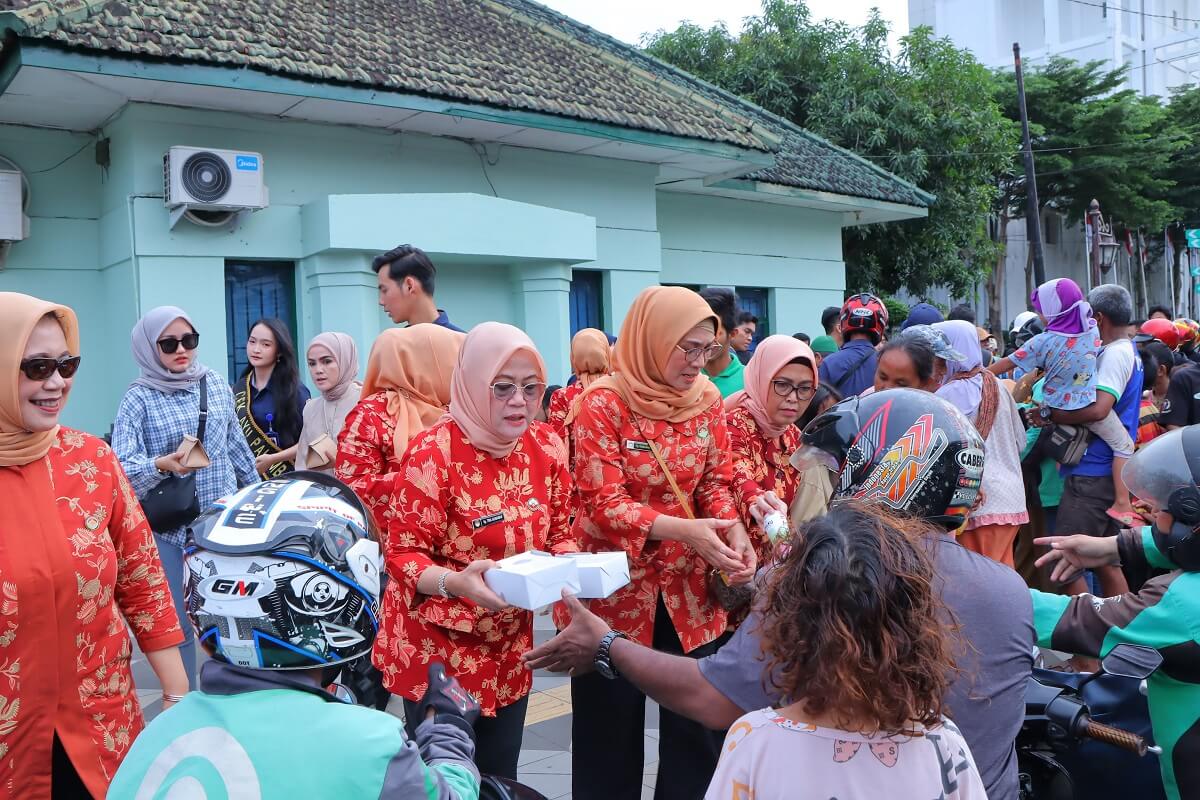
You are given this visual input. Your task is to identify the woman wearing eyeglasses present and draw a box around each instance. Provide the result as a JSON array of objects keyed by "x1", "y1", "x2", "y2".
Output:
[
  {"x1": 112, "y1": 306, "x2": 258, "y2": 690},
  {"x1": 566, "y1": 286, "x2": 756, "y2": 800},
  {"x1": 374, "y1": 322, "x2": 577, "y2": 779},
  {"x1": 0, "y1": 293, "x2": 186, "y2": 799},
  {"x1": 725, "y1": 335, "x2": 818, "y2": 567}
]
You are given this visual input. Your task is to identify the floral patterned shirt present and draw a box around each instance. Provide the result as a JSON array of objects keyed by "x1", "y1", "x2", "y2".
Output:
[
  {"x1": 570, "y1": 389, "x2": 738, "y2": 652},
  {"x1": 373, "y1": 419, "x2": 576, "y2": 715},
  {"x1": 336, "y1": 391, "x2": 405, "y2": 532},
  {"x1": 726, "y1": 407, "x2": 803, "y2": 564},
  {"x1": 546, "y1": 384, "x2": 583, "y2": 467},
  {"x1": 0, "y1": 429, "x2": 183, "y2": 799}
]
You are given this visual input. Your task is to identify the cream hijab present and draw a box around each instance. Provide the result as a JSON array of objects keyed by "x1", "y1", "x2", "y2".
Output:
[{"x1": 0, "y1": 292, "x2": 80, "y2": 466}]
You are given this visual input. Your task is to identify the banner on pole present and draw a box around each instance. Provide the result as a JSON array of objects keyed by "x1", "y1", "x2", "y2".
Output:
[{"x1": 1186, "y1": 229, "x2": 1200, "y2": 248}]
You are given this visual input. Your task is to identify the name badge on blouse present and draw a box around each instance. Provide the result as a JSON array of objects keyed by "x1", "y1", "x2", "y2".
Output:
[
  {"x1": 625, "y1": 439, "x2": 652, "y2": 452},
  {"x1": 472, "y1": 512, "x2": 505, "y2": 530}
]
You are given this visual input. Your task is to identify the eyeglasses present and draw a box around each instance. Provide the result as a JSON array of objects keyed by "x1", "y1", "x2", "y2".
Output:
[
  {"x1": 20, "y1": 355, "x2": 81, "y2": 381},
  {"x1": 675, "y1": 341, "x2": 724, "y2": 363},
  {"x1": 491, "y1": 381, "x2": 547, "y2": 402},
  {"x1": 771, "y1": 380, "x2": 816, "y2": 400},
  {"x1": 157, "y1": 333, "x2": 200, "y2": 354}
]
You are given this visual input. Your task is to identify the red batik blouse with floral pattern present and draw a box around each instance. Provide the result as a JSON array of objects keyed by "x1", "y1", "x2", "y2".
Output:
[
  {"x1": 373, "y1": 419, "x2": 576, "y2": 715},
  {"x1": 336, "y1": 391, "x2": 406, "y2": 531},
  {"x1": 570, "y1": 389, "x2": 738, "y2": 652},
  {"x1": 0, "y1": 429, "x2": 183, "y2": 799},
  {"x1": 726, "y1": 406, "x2": 804, "y2": 565},
  {"x1": 546, "y1": 383, "x2": 583, "y2": 467}
]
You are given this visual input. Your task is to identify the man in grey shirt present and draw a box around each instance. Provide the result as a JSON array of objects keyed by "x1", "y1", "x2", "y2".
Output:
[{"x1": 527, "y1": 534, "x2": 1032, "y2": 799}]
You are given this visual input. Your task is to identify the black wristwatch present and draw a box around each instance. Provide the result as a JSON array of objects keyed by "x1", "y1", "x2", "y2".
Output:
[
  {"x1": 1038, "y1": 405, "x2": 1053, "y2": 421},
  {"x1": 594, "y1": 630, "x2": 628, "y2": 680}
]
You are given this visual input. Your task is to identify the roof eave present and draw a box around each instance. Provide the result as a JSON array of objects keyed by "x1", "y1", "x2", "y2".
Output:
[{"x1": 661, "y1": 177, "x2": 932, "y2": 225}]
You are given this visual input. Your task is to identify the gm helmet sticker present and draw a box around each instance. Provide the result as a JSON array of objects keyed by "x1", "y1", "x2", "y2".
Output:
[{"x1": 854, "y1": 413, "x2": 948, "y2": 510}]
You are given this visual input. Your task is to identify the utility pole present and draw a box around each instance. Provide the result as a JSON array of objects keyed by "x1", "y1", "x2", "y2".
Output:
[{"x1": 1014, "y1": 43, "x2": 1046, "y2": 287}]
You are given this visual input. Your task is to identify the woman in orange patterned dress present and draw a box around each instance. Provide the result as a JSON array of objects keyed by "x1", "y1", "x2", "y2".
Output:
[
  {"x1": 0, "y1": 293, "x2": 185, "y2": 799},
  {"x1": 374, "y1": 322, "x2": 577, "y2": 780},
  {"x1": 336, "y1": 324, "x2": 464, "y2": 530},
  {"x1": 566, "y1": 286, "x2": 756, "y2": 800},
  {"x1": 724, "y1": 335, "x2": 818, "y2": 566},
  {"x1": 546, "y1": 327, "x2": 611, "y2": 472}
]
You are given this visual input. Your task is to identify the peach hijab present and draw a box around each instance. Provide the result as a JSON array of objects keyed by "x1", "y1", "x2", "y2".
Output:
[
  {"x1": 361, "y1": 324, "x2": 464, "y2": 459},
  {"x1": 586, "y1": 285, "x2": 720, "y2": 423},
  {"x1": 0, "y1": 292, "x2": 80, "y2": 466},
  {"x1": 448, "y1": 322, "x2": 546, "y2": 459},
  {"x1": 724, "y1": 335, "x2": 816, "y2": 439},
  {"x1": 570, "y1": 328, "x2": 611, "y2": 389}
]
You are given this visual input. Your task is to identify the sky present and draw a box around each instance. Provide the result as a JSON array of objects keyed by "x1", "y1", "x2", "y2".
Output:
[{"x1": 537, "y1": 0, "x2": 909, "y2": 50}]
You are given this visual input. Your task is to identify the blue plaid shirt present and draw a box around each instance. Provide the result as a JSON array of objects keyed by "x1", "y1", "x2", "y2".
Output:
[{"x1": 111, "y1": 370, "x2": 258, "y2": 546}]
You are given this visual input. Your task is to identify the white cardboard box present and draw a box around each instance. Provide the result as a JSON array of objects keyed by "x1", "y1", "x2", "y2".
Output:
[
  {"x1": 484, "y1": 551, "x2": 580, "y2": 610},
  {"x1": 559, "y1": 552, "x2": 630, "y2": 599}
]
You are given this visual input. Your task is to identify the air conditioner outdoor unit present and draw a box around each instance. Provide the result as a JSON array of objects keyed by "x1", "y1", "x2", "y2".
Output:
[
  {"x1": 0, "y1": 169, "x2": 29, "y2": 241},
  {"x1": 163, "y1": 146, "x2": 269, "y2": 212}
]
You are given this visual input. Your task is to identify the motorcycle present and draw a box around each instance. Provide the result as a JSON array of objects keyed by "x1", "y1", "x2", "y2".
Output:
[
  {"x1": 1018, "y1": 643, "x2": 1165, "y2": 800},
  {"x1": 481, "y1": 776, "x2": 549, "y2": 800}
]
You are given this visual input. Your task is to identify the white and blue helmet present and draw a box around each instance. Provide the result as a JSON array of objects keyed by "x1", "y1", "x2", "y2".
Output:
[{"x1": 184, "y1": 471, "x2": 383, "y2": 670}]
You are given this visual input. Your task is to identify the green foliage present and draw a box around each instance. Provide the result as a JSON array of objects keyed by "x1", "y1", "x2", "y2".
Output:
[
  {"x1": 644, "y1": 1, "x2": 1016, "y2": 297},
  {"x1": 881, "y1": 296, "x2": 910, "y2": 330}
]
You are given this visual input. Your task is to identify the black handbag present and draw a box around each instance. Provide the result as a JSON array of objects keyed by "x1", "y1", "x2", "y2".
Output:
[{"x1": 141, "y1": 377, "x2": 208, "y2": 532}]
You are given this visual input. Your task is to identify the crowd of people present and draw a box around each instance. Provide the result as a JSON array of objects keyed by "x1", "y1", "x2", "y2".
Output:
[{"x1": 3, "y1": 243, "x2": 1200, "y2": 800}]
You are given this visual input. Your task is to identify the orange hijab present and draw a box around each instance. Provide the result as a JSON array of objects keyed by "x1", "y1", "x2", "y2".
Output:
[
  {"x1": 0, "y1": 292, "x2": 80, "y2": 467},
  {"x1": 724, "y1": 335, "x2": 816, "y2": 439},
  {"x1": 361, "y1": 325, "x2": 464, "y2": 459},
  {"x1": 447, "y1": 322, "x2": 547, "y2": 459},
  {"x1": 585, "y1": 286, "x2": 720, "y2": 423},
  {"x1": 570, "y1": 328, "x2": 612, "y2": 389}
]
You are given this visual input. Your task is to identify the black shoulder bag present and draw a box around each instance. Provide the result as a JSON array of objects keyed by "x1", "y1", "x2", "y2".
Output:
[{"x1": 141, "y1": 376, "x2": 208, "y2": 532}]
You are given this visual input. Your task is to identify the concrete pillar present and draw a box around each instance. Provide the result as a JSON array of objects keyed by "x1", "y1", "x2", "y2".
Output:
[
  {"x1": 300, "y1": 251, "x2": 384, "y2": 383},
  {"x1": 512, "y1": 262, "x2": 573, "y2": 383},
  {"x1": 604, "y1": 268, "x2": 658, "y2": 336}
]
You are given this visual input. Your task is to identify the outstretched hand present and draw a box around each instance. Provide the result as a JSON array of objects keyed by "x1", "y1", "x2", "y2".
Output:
[
  {"x1": 1034, "y1": 535, "x2": 1120, "y2": 584},
  {"x1": 522, "y1": 591, "x2": 610, "y2": 675}
]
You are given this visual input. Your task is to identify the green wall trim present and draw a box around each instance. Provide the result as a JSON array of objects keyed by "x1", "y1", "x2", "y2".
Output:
[{"x1": 15, "y1": 43, "x2": 777, "y2": 168}]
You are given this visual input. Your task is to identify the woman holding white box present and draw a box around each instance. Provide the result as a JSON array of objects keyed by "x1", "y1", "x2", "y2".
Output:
[
  {"x1": 374, "y1": 322, "x2": 577, "y2": 780},
  {"x1": 567, "y1": 286, "x2": 757, "y2": 800}
]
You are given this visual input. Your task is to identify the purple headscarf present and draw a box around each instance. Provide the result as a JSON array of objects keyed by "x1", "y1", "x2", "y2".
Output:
[{"x1": 1032, "y1": 278, "x2": 1094, "y2": 335}]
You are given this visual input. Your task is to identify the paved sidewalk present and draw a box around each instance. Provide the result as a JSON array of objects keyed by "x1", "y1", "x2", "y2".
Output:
[{"x1": 134, "y1": 611, "x2": 661, "y2": 799}]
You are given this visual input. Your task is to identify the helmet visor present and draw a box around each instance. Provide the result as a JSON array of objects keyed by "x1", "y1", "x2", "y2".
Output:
[{"x1": 1123, "y1": 427, "x2": 1200, "y2": 512}]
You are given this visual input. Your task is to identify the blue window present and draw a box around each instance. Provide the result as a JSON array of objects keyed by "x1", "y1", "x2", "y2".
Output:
[
  {"x1": 569, "y1": 269, "x2": 604, "y2": 336},
  {"x1": 736, "y1": 287, "x2": 770, "y2": 345},
  {"x1": 224, "y1": 261, "x2": 297, "y2": 381}
]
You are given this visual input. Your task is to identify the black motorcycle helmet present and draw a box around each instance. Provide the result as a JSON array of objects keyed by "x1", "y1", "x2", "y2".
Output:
[
  {"x1": 1121, "y1": 425, "x2": 1200, "y2": 571},
  {"x1": 797, "y1": 388, "x2": 986, "y2": 530}
]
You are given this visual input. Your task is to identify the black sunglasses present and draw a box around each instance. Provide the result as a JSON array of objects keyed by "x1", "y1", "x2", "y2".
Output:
[
  {"x1": 20, "y1": 355, "x2": 81, "y2": 381},
  {"x1": 157, "y1": 332, "x2": 200, "y2": 354}
]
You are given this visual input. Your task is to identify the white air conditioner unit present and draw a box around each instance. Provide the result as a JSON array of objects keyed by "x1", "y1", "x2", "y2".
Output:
[
  {"x1": 163, "y1": 146, "x2": 269, "y2": 212},
  {"x1": 0, "y1": 170, "x2": 29, "y2": 241}
]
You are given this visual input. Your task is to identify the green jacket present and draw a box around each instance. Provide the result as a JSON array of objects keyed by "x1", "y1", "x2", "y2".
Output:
[
  {"x1": 109, "y1": 661, "x2": 479, "y2": 800},
  {"x1": 1031, "y1": 528, "x2": 1200, "y2": 800}
]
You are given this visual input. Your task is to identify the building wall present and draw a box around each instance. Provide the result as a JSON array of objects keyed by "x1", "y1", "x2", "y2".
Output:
[{"x1": 0, "y1": 102, "x2": 851, "y2": 435}]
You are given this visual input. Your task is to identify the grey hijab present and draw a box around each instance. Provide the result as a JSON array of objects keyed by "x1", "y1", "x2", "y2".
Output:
[{"x1": 131, "y1": 305, "x2": 207, "y2": 393}]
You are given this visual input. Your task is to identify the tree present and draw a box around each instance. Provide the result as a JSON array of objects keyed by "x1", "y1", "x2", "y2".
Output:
[
  {"x1": 644, "y1": 1, "x2": 1017, "y2": 297},
  {"x1": 1164, "y1": 84, "x2": 1200, "y2": 311}
]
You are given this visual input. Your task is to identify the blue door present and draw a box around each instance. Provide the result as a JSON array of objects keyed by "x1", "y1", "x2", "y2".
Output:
[
  {"x1": 736, "y1": 287, "x2": 770, "y2": 344},
  {"x1": 570, "y1": 269, "x2": 604, "y2": 336},
  {"x1": 224, "y1": 261, "x2": 297, "y2": 381}
]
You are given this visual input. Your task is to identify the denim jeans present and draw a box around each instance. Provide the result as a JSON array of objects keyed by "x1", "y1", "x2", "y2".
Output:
[{"x1": 153, "y1": 533, "x2": 197, "y2": 689}]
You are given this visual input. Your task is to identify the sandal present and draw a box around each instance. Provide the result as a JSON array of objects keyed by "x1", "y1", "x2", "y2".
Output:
[{"x1": 1105, "y1": 508, "x2": 1148, "y2": 528}]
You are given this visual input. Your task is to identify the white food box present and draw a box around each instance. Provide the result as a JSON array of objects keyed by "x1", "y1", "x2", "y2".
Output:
[
  {"x1": 559, "y1": 552, "x2": 630, "y2": 598},
  {"x1": 484, "y1": 551, "x2": 580, "y2": 610}
]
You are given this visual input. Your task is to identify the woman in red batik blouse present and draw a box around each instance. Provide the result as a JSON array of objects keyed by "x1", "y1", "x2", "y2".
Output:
[
  {"x1": 375, "y1": 322, "x2": 576, "y2": 780},
  {"x1": 336, "y1": 324, "x2": 463, "y2": 530},
  {"x1": 0, "y1": 292, "x2": 186, "y2": 799},
  {"x1": 547, "y1": 327, "x2": 611, "y2": 472},
  {"x1": 566, "y1": 285, "x2": 756, "y2": 800},
  {"x1": 724, "y1": 334, "x2": 819, "y2": 564}
]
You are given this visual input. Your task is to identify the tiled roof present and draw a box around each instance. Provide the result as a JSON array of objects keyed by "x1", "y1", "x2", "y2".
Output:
[{"x1": 0, "y1": 0, "x2": 932, "y2": 208}]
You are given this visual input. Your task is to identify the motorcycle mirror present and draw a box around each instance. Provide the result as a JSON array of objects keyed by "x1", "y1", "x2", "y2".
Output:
[{"x1": 1101, "y1": 644, "x2": 1163, "y2": 681}]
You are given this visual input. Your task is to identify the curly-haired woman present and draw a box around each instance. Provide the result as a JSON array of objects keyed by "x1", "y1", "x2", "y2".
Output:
[{"x1": 705, "y1": 501, "x2": 986, "y2": 799}]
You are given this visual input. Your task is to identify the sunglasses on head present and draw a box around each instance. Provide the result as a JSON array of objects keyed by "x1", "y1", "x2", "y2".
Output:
[
  {"x1": 20, "y1": 355, "x2": 81, "y2": 381},
  {"x1": 157, "y1": 332, "x2": 200, "y2": 354}
]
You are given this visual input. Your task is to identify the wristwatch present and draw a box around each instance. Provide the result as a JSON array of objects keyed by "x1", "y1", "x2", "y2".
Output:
[
  {"x1": 1038, "y1": 405, "x2": 1053, "y2": 421},
  {"x1": 594, "y1": 630, "x2": 628, "y2": 680}
]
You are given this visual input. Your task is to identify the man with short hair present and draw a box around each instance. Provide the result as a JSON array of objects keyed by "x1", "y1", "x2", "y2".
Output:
[
  {"x1": 730, "y1": 311, "x2": 758, "y2": 364},
  {"x1": 372, "y1": 244, "x2": 464, "y2": 331},
  {"x1": 698, "y1": 287, "x2": 744, "y2": 397},
  {"x1": 1148, "y1": 304, "x2": 1172, "y2": 320},
  {"x1": 820, "y1": 305, "x2": 842, "y2": 347},
  {"x1": 1034, "y1": 284, "x2": 1140, "y2": 598},
  {"x1": 948, "y1": 303, "x2": 977, "y2": 324}
]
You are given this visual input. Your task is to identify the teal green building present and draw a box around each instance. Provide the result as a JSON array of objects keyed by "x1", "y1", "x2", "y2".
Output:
[{"x1": 0, "y1": 0, "x2": 931, "y2": 435}]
